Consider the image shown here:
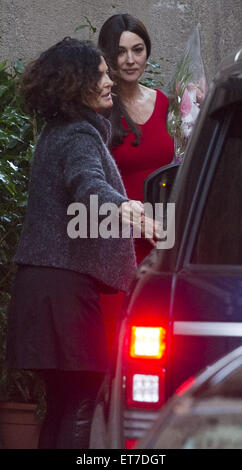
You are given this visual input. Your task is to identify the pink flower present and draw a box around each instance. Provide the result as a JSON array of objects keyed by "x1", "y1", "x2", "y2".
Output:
[
  {"x1": 187, "y1": 81, "x2": 206, "y2": 103},
  {"x1": 180, "y1": 88, "x2": 192, "y2": 117}
]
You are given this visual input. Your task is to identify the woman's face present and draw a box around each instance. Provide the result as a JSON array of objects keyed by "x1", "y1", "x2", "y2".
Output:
[
  {"x1": 87, "y1": 56, "x2": 114, "y2": 111},
  {"x1": 116, "y1": 31, "x2": 147, "y2": 83}
]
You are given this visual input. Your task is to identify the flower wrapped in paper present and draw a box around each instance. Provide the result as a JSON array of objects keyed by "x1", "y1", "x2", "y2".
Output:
[{"x1": 166, "y1": 24, "x2": 208, "y2": 161}]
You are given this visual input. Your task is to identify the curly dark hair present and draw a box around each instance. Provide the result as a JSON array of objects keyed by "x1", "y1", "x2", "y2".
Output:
[{"x1": 19, "y1": 37, "x2": 103, "y2": 121}]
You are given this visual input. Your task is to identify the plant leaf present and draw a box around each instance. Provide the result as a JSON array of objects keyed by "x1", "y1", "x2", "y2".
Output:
[
  {"x1": 75, "y1": 24, "x2": 89, "y2": 32},
  {"x1": 13, "y1": 60, "x2": 25, "y2": 75},
  {"x1": 0, "y1": 85, "x2": 8, "y2": 97},
  {"x1": 0, "y1": 60, "x2": 7, "y2": 72}
]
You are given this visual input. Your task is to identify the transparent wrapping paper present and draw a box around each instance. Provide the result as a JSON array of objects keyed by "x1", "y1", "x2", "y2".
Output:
[{"x1": 166, "y1": 24, "x2": 208, "y2": 161}]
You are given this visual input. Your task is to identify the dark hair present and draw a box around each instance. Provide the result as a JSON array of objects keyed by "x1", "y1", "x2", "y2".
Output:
[
  {"x1": 20, "y1": 37, "x2": 102, "y2": 123},
  {"x1": 98, "y1": 14, "x2": 151, "y2": 146}
]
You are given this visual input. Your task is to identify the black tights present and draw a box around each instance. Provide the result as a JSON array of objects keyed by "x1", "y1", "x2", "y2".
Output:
[{"x1": 38, "y1": 370, "x2": 104, "y2": 449}]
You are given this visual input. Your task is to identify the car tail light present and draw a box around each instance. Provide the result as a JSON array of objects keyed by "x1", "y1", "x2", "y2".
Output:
[
  {"x1": 130, "y1": 326, "x2": 166, "y2": 359},
  {"x1": 125, "y1": 324, "x2": 167, "y2": 409},
  {"x1": 123, "y1": 323, "x2": 167, "y2": 447}
]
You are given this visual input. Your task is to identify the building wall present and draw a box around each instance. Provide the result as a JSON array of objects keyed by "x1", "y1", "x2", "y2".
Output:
[{"x1": 0, "y1": 0, "x2": 242, "y2": 83}]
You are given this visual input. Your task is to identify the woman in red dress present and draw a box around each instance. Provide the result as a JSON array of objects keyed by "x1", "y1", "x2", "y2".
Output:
[{"x1": 98, "y1": 14, "x2": 174, "y2": 352}]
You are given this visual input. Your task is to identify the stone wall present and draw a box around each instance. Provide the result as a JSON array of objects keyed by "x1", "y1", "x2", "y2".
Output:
[{"x1": 0, "y1": 0, "x2": 242, "y2": 84}]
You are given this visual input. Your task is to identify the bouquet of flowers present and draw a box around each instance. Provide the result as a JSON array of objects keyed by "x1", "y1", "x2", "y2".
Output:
[{"x1": 166, "y1": 24, "x2": 208, "y2": 161}]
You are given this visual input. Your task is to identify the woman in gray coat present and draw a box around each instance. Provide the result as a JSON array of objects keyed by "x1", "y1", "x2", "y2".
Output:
[{"x1": 6, "y1": 37, "x2": 150, "y2": 448}]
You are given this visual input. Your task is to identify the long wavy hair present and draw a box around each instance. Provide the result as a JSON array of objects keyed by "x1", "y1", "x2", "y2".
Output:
[
  {"x1": 19, "y1": 37, "x2": 106, "y2": 134},
  {"x1": 98, "y1": 14, "x2": 151, "y2": 147}
]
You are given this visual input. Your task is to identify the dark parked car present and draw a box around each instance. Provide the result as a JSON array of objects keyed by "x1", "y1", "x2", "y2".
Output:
[
  {"x1": 90, "y1": 46, "x2": 242, "y2": 449},
  {"x1": 137, "y1": 346, "x2": 242, "y2": 449}
]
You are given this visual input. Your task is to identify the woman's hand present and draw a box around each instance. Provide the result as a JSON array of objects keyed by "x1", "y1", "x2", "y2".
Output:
[
  {"x1": 140, "y1": 212, "x2": 163, "y2": 247},
  {"x1": 119, "y1": 200, "x2": 162, "y2": 247}
]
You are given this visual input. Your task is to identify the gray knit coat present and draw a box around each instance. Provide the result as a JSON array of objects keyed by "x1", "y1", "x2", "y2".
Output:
[{"x1": 14, "y1": 114, "x2": 137, "y2": 292}]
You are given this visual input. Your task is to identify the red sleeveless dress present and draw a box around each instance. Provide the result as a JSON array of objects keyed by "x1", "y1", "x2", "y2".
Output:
[{"x1": 101, "y1": 89, "x2": 174, "y2": 353}]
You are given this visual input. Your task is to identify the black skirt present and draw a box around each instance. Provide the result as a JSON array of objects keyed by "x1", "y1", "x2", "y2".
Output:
[{"x1": 6, "y1": 265, "x2": 109, "y2": 372}]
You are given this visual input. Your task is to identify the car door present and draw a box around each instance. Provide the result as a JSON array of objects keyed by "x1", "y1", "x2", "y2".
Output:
[{"x1": 169, "y1": 105, "x2": 242, "y2": 395}]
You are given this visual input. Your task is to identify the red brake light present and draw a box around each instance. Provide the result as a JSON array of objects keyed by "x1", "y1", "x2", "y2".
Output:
[
  {"x1": 130, "y1": 326, "x2": 166, "y2": 359},
  {"x1": 125, "y1": 439, "x2": 137, "y2": 449}
]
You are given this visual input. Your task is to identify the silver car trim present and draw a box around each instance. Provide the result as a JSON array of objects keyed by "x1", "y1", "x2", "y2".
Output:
[{"x1": 174, "y1": 321, "x2": 242, "y2": 337}]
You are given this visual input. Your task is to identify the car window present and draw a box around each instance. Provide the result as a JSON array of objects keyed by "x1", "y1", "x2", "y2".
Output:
[
  {"x1": 158, "y1": 111, "x2": 219, "y2": 272},
  {"x1": 196, "y1": 363, "x2": 242, "y2": 399},
  {"x1": 151, "y1": 398, "x2": 242, "y2": 449},
  {"x1": 191, "y1": 107, "x2": 242, "y2": 265}
]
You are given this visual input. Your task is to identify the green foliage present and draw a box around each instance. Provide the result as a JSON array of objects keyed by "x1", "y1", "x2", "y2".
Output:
[
  {"x1": 0, "y1": 58, "x2": 38, "y2": 303},
  {"x1": 166, "y1": 51, "x2": 193, "y2": 106},
  {"x1": 0, "y1": 59, "x2": 45, "y2": 415},
  {"x1": 75, "y1": 16, "x2": 97, "y2": 41},
  {"x1": 140, "y1": 58, "x2": 168, "y2": 89}
]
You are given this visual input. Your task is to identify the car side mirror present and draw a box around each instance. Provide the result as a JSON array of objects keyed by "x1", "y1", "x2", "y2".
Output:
[{"x1": 143, "y1": 162, "x2": 180, "y2": 206}]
